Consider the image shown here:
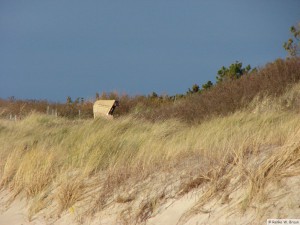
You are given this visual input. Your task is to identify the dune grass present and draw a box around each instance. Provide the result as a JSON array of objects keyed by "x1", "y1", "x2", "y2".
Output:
[{"x1": 1, "y1": 83, "x2": 300, "y2": 223}]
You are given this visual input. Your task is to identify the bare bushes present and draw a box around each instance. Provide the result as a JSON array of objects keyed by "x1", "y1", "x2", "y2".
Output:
[
  {"x1": 138, "y1": 57, "x2": 300, "y2": 122},
  {"x1": 1, "y1": 58, "x2": 299, "y2": 123}
]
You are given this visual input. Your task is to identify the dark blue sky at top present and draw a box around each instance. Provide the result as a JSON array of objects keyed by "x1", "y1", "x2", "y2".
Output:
[{"x1": 0, "y1": 1, "x2": 299, "y2": 102}]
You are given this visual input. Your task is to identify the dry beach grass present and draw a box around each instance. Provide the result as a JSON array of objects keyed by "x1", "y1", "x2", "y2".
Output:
[
  {"x1": 1, "y1": 81, "x2": 300, "y2": 224},
  {"x1": 1, "y1": 58, "x2": 300, "y2": 224}
]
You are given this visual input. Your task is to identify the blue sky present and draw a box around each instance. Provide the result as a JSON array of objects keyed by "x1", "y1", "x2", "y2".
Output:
[{"x1": 0, "y1": 1, "x2": 299, "y2": 102}]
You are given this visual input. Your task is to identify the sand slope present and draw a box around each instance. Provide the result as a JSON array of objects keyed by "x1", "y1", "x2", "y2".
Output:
[{"x1": 1, "y1": 174, "x2": 300, "y2": 225}]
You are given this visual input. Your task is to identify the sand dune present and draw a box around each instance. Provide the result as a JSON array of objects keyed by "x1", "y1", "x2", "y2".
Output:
[{"x1": 1, "y1": 174, "x2": 300, "y2": 225}]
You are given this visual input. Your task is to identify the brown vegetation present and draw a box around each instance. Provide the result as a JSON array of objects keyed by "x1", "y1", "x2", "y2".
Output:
[
  {"x1": 137, "y1": 57, "x2": 300, "y2": 122},
  {"x1": 1, "y1": 58, "x2": 299, "y2": 123}
]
